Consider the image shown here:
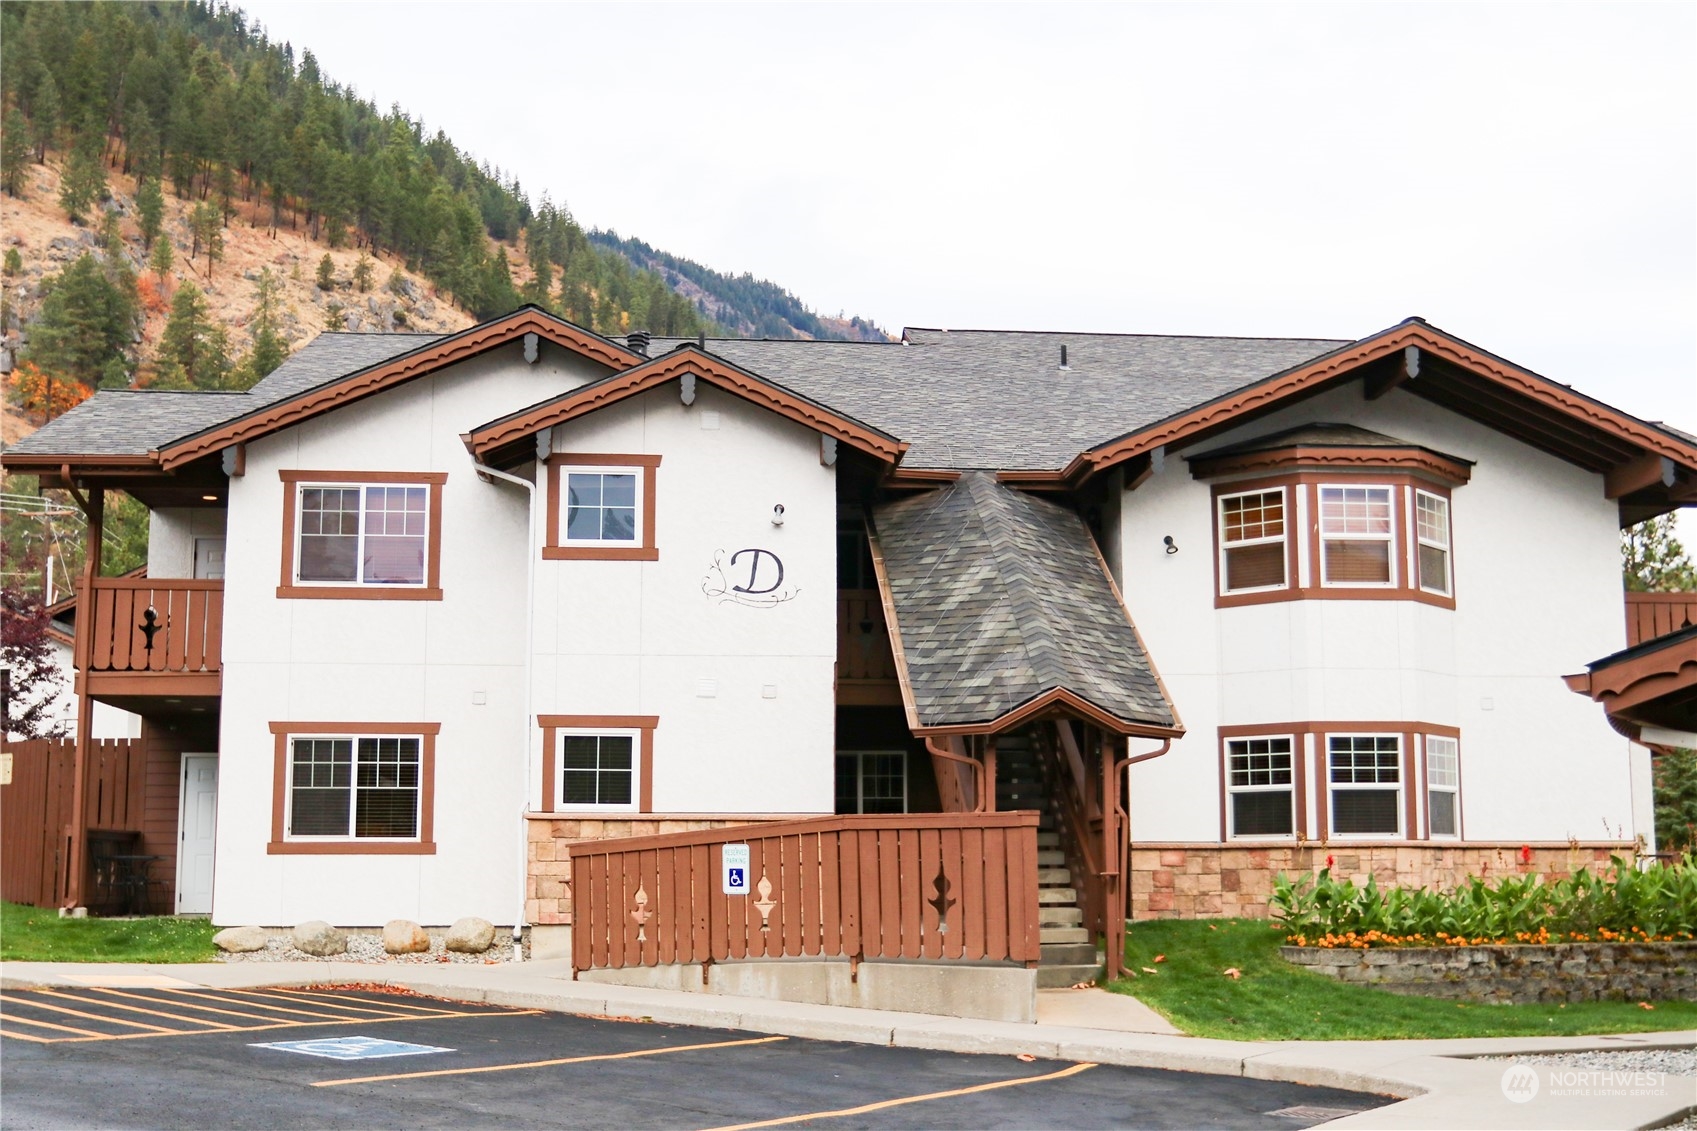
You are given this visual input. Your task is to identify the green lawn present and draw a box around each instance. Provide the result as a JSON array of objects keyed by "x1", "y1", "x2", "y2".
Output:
[
  {"x1": 1108, "y1": 918, "x2": 1697, "y2": 1041},
  {"x1": 0, "y1": 901, "x2": 219, "y2": 963}
]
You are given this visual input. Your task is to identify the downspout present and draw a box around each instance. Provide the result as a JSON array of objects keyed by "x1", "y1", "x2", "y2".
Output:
[
  {"x1": 923, "y1": 736, "x2": 986, "y2": 813},
  {"x1": 1103, "y1": 736, "x2": 1171, "y2": 981},
  {"x1": 471, "y1": 444, "x2": 542, "y2": 963}
]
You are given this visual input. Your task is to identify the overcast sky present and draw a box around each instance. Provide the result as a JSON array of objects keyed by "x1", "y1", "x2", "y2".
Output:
[{"x1": 242, "y1": 1, "x2": 1695, "y2": 430}]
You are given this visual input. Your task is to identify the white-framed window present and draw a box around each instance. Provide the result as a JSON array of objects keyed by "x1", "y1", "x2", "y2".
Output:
[
  {"x1": 563, "y1": 467, "x2": 640, "y2": 546},
  {"x1": 835, "y1": 750, "x2": 908, "y2": 814},
  {"x1": 1319, "y1": 485, "x2": 1395, "y2": 587},
  {"x1": 1218, "y1": 488, "x2": 1288, "y2": 593},
  {"x1": 1225, "y1": 736, "x2": 1295, "y2": 838},
  {"x1": 1328, "y1": 734, "x2": 1401, "y2": 836},
  {"x1": 1414, "y1": 490, "x2": 1451, "y2": 596},
  {"x1": 1426, "y1": 735, "x2": 1459, "y2": 838},
  {"x1": 557, "y1": 730, "x2": 639, "y2": 811},
  {"x1": 297, "y1": 483, "x2": 429, "y2": 586},
  {"x1": 286, "y1": 734, "x2": 422, "y2": 840}
]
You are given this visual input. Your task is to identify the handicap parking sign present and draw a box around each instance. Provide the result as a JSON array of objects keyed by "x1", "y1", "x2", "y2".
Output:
[
  {"x1": 251, "y1": 1035, "x2": 452, "y2": 1061},
  {"x1": 723, "y1": 844, "x2": 751, "y2": 896}
]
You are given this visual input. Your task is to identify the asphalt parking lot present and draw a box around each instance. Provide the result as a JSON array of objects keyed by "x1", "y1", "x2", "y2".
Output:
[{"x1": 0, "y1": 987, "x2": 1392, "y2": 1129}]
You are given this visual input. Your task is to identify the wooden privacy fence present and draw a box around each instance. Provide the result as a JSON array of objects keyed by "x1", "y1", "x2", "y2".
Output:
[
  {"x1": 1626, "y1": 591, "x2": 1697, "y2": 647},
  {"x1": 570, "y1": 811, "x2": 1041, "y2": 975},
  {"x1": 83, "y1": 578, "x2": 223, "y2": 674},
  {"x1": 1, "y1": 738, "x2": 144, "y2": 909}
]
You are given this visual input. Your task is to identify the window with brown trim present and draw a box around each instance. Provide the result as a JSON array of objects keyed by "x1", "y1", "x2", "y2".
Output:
[
  {"x1": 538, "y1": 715, "x2": 657, "y2": 812},
  {"x1": 543, "y1": 454, "x2": 660, "y2": 561},
  {"x1": 1327, "y1": 734, "x2": 1402, "y2": 836},
  {"x1": 1425, "y1": 734, "x2": 1460, "y2": 838},
  {"x1": 267, "y1": 722, "x2": 438, "y2": 854},
  {"x1": 1218, "y1": 488, "x2": 1289, "y2": 594},
  {"x1": 1415, "y1": 490, "x2": 1451, "y2": 596},
  {"x1": 1318, "y1": 485, "x2": 1395, "y2": 587},
  {"x1": 277, "y1": 471, "x2": 446, "y2": 600},
  {"x1": 1224, "y1": 736, "x2": 1295, "y2": 837}
]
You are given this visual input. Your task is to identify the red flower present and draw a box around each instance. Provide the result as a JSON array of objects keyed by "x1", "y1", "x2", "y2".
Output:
[
  {"x1": 1520, "y1": 845, "x2": 1533, "y2": 865},
  {"x1": 1325, "y1": 854, "x2": 1335, "y2": 868}
]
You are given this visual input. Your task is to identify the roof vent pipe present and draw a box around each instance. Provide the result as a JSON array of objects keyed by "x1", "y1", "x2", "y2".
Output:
[
  {"x1": 1059, "y1": 344, "x2": 1069, "y2": 371},
  {"x1": 628, "y1": 330, "x2": 650, "y2": 357}
]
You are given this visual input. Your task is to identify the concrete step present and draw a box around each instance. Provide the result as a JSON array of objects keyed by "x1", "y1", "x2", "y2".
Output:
[
  {"x1": 1040, "y1": 926, "x2": 1091, "y2": 944},
  {"x1": 1036, "y1": 868, "x2": 1072, "y2": 886},
  {"x1": 1036, "y1": 831, "x2": 1060, "y2": 848},
  {"x1": 1036, "y1": 849, "x2": 1065, "y2": 867},
  {"x1": 1036, "y1": 887, "x2": 1078, "y2": 904},
  {"x1": 1036, "y1": 963, "x2": 1102, "y2": 989},
  {"x1": 1038, "y1": 906, "x2": 1084, "y2": 927},
  {"x1": 1041, "y1": 941, "x2": 1101, "y2": 966}
]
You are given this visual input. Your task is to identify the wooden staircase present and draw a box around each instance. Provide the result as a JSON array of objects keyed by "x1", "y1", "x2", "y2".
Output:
[{"x1": 996, "y1": 733, "x2": 1102, "y2": 987}]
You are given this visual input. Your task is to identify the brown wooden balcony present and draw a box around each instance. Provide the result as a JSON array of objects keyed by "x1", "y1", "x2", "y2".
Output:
[
  {"x1": 1626, "y1": 591, "x2": 1697, "y2": 647},
  {"x1": 837, "y1": 589, "x2": 899, "y2": 704},
  {"x1": 77, "y1": 578, "x2": 222, "y2": 707}
]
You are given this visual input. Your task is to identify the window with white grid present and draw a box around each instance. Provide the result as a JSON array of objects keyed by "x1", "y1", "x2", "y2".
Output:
[
  {"x1": 296, "y1": 483, "x2": 428, "y2": 585},
  {"x1": 1328, "y1": 734, "x2": 1401, "y2": 835},
  {"x1": 1426, "y1": 735, "x2": 1460, "y2": 838},
  {"x1": 1415, "y1": 491, "x2": 1451, "y2": 596},
  {"x1": 564, "y1": 469, "x2": 640, "y2": 545},
  {"x1": 835, "y1": 751, "x2": 908, "y2": 814},
  {"x1": 1226, "y1": 736, "x2": 1295, "y2": 837},
  {"x1": 287, "y1": 735, "x2": 421, "y2": 840},
  {"x1": 1218, "y1": 488, "x2": 1288, "y2": 593},
  {"x1": 557, "y1": 732, "x2": 638, "y2": 810},
  {"x1": 1319, "y1": 486, "x2": 1395, "y2": 586}
]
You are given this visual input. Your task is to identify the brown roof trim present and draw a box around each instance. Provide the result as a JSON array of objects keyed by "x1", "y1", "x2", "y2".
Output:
[
  {"x1": 883, "y1": 467, "x2": 963, "y2": 487},
  {"x1": 1064, "y1": 320, "x2": 1697, "y2": 485},
  {"x1": 1187, "y1": 444, "x2": 1474, "y2": 486},
  {"x1": 1565, "y1": 635, "x2": 1697, "y2": 713},
  {"x1": 156, "y1": 308, "x2": 640, "y2": 471},
  {"x1": 912, "y1": 686, "x2": 1185, "y2": 739},
  {"x1": 4, "y1": 454, "x2": 166, "y2": 476},
  {"x1": 463, "y1": 346, "x2": 907, "y2": 464}
]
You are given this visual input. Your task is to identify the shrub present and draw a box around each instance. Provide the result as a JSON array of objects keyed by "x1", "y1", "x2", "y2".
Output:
[{"x1": 1271, "y1": 855, "x2": 1697, "y2": 948}]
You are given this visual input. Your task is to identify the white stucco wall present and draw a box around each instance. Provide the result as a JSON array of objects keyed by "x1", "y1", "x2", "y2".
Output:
[
  {"x1": 535, "y1": 381, "x2": 839, "y2": 815},
  {"x1": 211, "y1": 340, "x2": 604, "y2": 926},
  {"x1": 147, "y1": 508, "x2": 228, "y2": 579},
  {"x1": 1116, "y1": 382, "x2": 1636, "y2": 846},
  {"x1": 41, "y1": 638, "x2": 143, "y2": 739}
]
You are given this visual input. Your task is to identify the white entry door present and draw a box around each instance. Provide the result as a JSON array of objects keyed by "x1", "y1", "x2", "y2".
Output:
[
  {"x1": 193, "y1": 538, "x2": 225, "y2": 580},
  {"x1": 176, "y1": 755, "x2": 218, "y2": 915}
]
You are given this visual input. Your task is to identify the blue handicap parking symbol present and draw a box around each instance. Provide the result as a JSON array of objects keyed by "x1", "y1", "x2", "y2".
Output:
[
  {"x1": 729, "y1": 867, "x2": 745, "y2": 887},
  {"x1": 251, "y1": 1035, "x2": 453, "y2": 1061}
]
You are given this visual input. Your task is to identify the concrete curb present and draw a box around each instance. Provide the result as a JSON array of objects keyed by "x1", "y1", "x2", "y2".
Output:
[{"x1": 3, "y1": 960, "x2": 1692, "y2": 1129}]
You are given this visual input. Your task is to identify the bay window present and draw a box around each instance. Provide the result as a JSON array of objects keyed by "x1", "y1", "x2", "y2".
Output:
[
  {"x1": 1328, "y1": 734, "x2": 1402, "y2": 836},
  {"x1": 1218, "y1": 488, "x2": 1288, "y2": 594},
  {"x1": 1225, "y1": 736, "x2": 1295, "y2": 837}
]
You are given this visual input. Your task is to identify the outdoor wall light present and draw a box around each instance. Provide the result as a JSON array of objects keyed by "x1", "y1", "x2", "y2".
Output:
[
  {"x1": 772, "y1": 504, "x2": 786, "y2": 527},
  {"x1": 1163, "y1": 535, "x2": 1179, "y2": 555}
]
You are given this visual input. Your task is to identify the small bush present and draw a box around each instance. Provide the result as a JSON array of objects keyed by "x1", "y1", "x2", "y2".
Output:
[{"x1": 1271, "y1": 855, "x2": 1697, "y2": 948}]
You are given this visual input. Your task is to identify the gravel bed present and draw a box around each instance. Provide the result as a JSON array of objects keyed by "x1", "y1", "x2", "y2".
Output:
[
  {"x1": 218, "y1": 931, "x2": 529, "y2": 964},
  {"x1": 1477, "y1": 1048, "x2": 1697, "y2": 1077}
]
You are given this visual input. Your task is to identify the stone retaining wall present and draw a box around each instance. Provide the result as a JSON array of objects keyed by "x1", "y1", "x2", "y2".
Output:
[
  {"x1": 1279, "y1": 941, "x2": 1697, "y2": 1003},
  {"x1": 1128, "y1": 843, "x2": 1636, "y2": 920}
]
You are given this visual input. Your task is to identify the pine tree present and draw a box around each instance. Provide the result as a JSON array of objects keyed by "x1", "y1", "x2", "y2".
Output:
[
  {"x1": 352, "y1": 251, "x2": 374, "y2": 293},
  {"x1": 58, "y1": 127, "x2": 108, "y2": 223},
  {"x1": 315, "y1": 253, "x2": 336, "y2": 290},
  {"x1": 136, "y1": 177, "x2": 164, "y2": 249},
  {"x1": 1655, "y1": 748, "x2": 1697, "y2": 856},
  {"x1": 2, "y1": 109, "x2": 31, "y2": 197},
  {"x1": 231, "y1": 267, "x2": 287, "y2": 387},
  {"x1": 26, "y1": 252, "x2": 138, "y2": 393},
  {"x1": 31, "y1": 73, "x2": 60, "y2": 161},
  {"x1": 157, "y1": 281, "x2": 230, "y2": 389},
  {"x1": 1624, "y1": 516, "x2": 1697, "y2": 592},
  {"x1": 189, "y1": 201, "x2": 222, "y2": 280},
  {"x1": 148, "y1": 234, "x2": 173, "y2": 280}
]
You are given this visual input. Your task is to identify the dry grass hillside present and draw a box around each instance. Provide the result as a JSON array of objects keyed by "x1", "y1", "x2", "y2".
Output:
[{"x1": 2, "y1": 155, "x2": 479, "y2": 444}]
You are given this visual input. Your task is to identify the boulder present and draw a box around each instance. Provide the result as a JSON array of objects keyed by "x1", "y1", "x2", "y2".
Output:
[
  {"x1": 383, "y1": 919, "x2": 431, "y2": 955},
  {"x1": 291, "y1": 919, "x2": 348, "y2": 956},
  {"x1": 444, "y1": 916, "x2": 496, "y2": 954},
  {"x1": 213, "y1": 925, "x2": 269, "y2": 953}
]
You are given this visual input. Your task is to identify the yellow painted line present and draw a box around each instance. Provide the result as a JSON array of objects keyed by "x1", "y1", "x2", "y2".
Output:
[
  {"x1": 697, "y1": 1061, "x2": 1100, "y2": 1131},
  {"x1": 0, "y1": 1011, "x2": 111, "y2": 1038},
  {"x1": 169, "y1": 989, "x2": 409, "y2": 1022},
  {"x1": 33, "y1": 989, "x2": 239, "y2": 1029},
  {"x1": 261, "y1": 988, "x2": 470, "y2": 1016},
  {"x1": 90, "y1": 988, "x2": 308, "y2": 1023},
  {"x1": 314, "y1": 1035, "x2": 789, "y2": 1088},
  {"x1": 0, "y1": 1027, "x2": 58, "y2": 1043},
  {"x1": 40, "y1": 1008, "x2": 544, "y2": 1045},
  {"x1": 0, "y1": 994, "x2": 182, "y2": 1033},
  {"x1": 250, "y1": 989, "x2": 465, "y2": 1018}
]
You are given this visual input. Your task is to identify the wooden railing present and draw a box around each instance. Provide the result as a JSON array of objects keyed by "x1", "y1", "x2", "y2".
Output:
[
  {"x1": 570, "y1": 812, "x2": 1041, "y2": 974},
  {"x1": 0, "y1": 738, "x2": 143, "y2": 910},
  {"x1": 1626, "y1": 591, "x2": 1697, "y2": 646},
  {"x1": 837, "y1": 590, "x2": 897, "y2": 682},
  {"x1": 80, "y1": 578, "x2": 223, "y2": 675}
]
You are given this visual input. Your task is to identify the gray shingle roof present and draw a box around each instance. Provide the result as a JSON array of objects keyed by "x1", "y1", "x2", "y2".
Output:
[
  {"x1": 871, "y1": 472, "x2": 1176, "y2": 731},
  {"x1": 7, "y1": 332, "x2": 442, "y2": 458},
  {"x1": 652, "y1": 329, "x2": 1348, "y2": 471}
]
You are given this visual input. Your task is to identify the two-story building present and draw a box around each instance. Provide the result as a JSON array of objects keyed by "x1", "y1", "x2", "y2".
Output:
[{"x1": 8, "y1": 307, "x2": 1693, "y2": 983}]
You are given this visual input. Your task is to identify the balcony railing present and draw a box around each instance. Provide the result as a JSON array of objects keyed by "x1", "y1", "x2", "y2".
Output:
[
  {"x1": 1626, "y1": 591, "x2": 1697, "y2": 647},
  {"x1": 838, "y1": 590, "x2": 898, "y2": 697},
  {"x1": 78, "y1": 578, "x2": 223, "y2": 685}
]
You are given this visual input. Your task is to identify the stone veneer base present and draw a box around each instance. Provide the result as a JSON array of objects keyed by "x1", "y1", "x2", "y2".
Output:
[{"x1": 1280, "y1": 941, "x2": 1697, "y2": 1004}]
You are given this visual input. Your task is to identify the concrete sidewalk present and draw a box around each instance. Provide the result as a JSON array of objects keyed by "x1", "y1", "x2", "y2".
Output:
[{"x1": 3, "y1": 958, "x2": 1692, "y2": 1130}]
